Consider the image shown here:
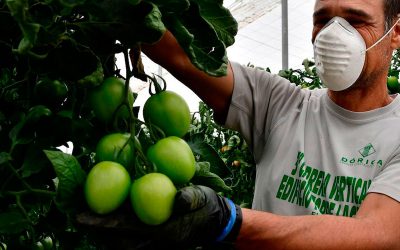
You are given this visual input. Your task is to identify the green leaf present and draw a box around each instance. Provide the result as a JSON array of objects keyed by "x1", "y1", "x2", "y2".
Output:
[
  {"x1": 9, "y1": 114, "x2": 27, "y2": 148},
  {"x1": 44, "y1": 150, "x2": 86, "y2": 213},
  {"x1": 193, "y1": 0, "x2": 237, "y2": 47},
  {"x1": 21, "y1": 146, "x2": 50, "y2": 178},
  {"x1": 163, "y1": 0, "x2": 237, "y2": 76},
  {"x1": 77, "y1": 60, "x2": 104, "y2": 87},
  {"x1": 187, "y1": 133, "x2": 230, "y2": 177},
  {"x1": 0, "y1": 152, "x2": 12, "y2": 166},
  {"x1": 6, "y1": 0, "x2": 41, "y2": 54},
  {"x1": 165, "y1": 14, "x2": 227, "y2": 77},
  {"x1": 0, "y1": 210, "x2": 30, "y2": 234},
  {"x1": 9, "y1": 106, "x2": 52, "y2": 148},
  {"x1": 191, "y1": 162, "x2": 231, "y2": 192}
]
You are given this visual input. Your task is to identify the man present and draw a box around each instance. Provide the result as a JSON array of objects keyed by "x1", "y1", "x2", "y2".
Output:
[{"x1": 141, "y1": 0, "x2": 400, "y2": 249}]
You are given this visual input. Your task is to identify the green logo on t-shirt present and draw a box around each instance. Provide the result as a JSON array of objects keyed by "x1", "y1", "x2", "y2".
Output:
[
  {"x1": 359, "y1": 143, "x2": 376, "y2": 157},
  {"x1": 340, "y1": 143, "x2": 383, "y2": 168}
]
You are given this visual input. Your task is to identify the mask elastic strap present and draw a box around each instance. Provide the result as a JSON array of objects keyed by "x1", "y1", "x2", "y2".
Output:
[{"x1": 366, "y1": 16, "x2": 400, "y2": 52}]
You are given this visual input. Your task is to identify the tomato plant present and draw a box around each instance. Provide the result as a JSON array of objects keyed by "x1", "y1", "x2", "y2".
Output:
[
  {"x1": 188, "y1": 102, "x2": 256, "y2": 208},
  {"x1": 84, "y1": 161, "x2": 131, "y2": 215},
  {"x1": 147, "y1": 136, "x2": 196, "y2": 185},
  {"x1": 130, "y1": 173, "x2": 176, "y2": 225}
]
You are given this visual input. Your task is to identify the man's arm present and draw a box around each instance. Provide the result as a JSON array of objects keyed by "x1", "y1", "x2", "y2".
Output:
[
  {"x1": 237, "y1": 193, "x2": 400, "y2": 250},
  {"x1": 142, "y1": 30, "x2": 234, "y2": 122}
]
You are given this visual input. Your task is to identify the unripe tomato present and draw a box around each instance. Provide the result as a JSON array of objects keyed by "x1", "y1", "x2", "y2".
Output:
[
  {"x1": 88, "y1": 77, "x2": 134, "y2": 123},
  {"x1": 34, "y1": 79, "x2": 68, "y2": 107},
  {"x1": 95, "y1": 133, "x2": 133, "y2": 169},
  {"x1": 387, "y1": 76, "x2": 399, "y2": 93},
  {"x1": 130, "y1": 173, "x2": 176, "y2": 225},
  {"x1": 40, "y1": 236, "x2": 53, "y2": 250},
  {"x1": 84, "y1": 161, "x2": 131, "y2": 215},
  {"x1": 0, "y1": 242, "x2": 6, "y2": 250},
  {"x1": 143, "y1": 91, "x2": 190, "y2": 137},
  {"x1": 147, "y1": 136, "x2": 195, "y2": 185},
  {"x1": 33, "y1": 241, "x2": 44, "y2": 250}
]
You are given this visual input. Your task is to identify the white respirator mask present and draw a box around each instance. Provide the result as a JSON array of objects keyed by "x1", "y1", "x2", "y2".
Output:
[{"x1": 314, "y1": 16, "x2": 400, "y2": 91}]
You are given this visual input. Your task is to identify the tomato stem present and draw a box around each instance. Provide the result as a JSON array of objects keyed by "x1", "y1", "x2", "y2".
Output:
[{"x1": 15, "y1": 194, "x2": 36, "y2": 243}]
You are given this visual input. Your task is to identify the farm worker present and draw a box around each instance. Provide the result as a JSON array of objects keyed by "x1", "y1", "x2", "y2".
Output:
[{"x1": 141, "y1": 0, "x2": 400, "y2": 249}]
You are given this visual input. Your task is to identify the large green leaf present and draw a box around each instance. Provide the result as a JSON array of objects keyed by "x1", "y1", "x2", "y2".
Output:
[
  {"x1": 163, "y1": 0, "x2": 237, "y2": 76},
  {"x1": 44, "y1": 150, "x2": 86, "y2": 214},
  {"x1": 194, "y1": 0, "x2": 237, "y2": 47}
]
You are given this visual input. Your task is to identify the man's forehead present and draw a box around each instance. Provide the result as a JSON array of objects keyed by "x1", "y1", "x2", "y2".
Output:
[{"x1": 313, "y1": 0, "x2": 384, "y2": 18}]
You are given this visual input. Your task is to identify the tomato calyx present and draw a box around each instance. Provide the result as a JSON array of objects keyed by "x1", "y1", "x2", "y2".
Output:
[{"x1": 147, "y1": 73, "x2": 167, "y2": 96}]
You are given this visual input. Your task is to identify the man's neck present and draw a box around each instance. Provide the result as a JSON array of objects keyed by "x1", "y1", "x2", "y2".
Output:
[{"x1": 327, "y1": 81, "x2": 394, "y2": 112}]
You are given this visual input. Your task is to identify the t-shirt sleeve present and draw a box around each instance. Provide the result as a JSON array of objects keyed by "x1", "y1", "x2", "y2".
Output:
[
  {"x1": 368, "y1": 153, "x2": 400, "y2": 202},
  {"x1": 225, "y1": 62, "x2": 309, "y2": 160}
]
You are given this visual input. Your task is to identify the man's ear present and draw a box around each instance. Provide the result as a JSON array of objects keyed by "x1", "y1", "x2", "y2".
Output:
[{"x1": 391, "y1": 15, "x2": 400, "y2": 49}]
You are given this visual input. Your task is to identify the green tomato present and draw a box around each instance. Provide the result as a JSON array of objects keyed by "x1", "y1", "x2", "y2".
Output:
[
  {"x1": 387, "y1": 76, "x2": 399, "y2": 93},
  {"x1": 41, "y1": 236, "x2": 53, "y2": 250},
  {"x1": 95, "y1": 133, "x2": 134, "y2": 169},
  {"x1": 147, "y1": 136, "x2": 195, "y2": 185},
  {"x1": 33, "y1": 241, "x2": 44, "y2": 250},
  {"x1": 130, "y1": 173, "x2": 176, "y2": 225},
  {"x1": 0, "y1": 242, "x2": 6, "y2": 250},
  {"x1": 84, "y1": 161, "x2": 131, "y2": 215},
  {"x1": 34, "y1": 79, "x2": 68, "y2": 107},
  {"x1": 143, "y1": 91, "x2": 190, "y2": 137},
  {"x1": 89, "y1": 77, "x2": 134, "y2": 123}
]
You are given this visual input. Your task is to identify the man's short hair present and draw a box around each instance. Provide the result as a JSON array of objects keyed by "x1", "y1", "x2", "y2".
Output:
[{"x1": 385, "y1": 0, "x2": 400, "y2": 31}]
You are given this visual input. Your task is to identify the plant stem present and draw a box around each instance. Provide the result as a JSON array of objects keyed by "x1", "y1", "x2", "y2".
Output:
[{"x1": 5, "y1": 162, "x2": 31, "y2": 190}]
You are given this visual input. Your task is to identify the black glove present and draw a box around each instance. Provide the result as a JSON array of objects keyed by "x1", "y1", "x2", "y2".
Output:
[
  {"x1": 76, "y1": 185, "x2": 242, "y2": 249},
  {"x1": 158, "y1": 185, "x2": 243, "y2": 246}
]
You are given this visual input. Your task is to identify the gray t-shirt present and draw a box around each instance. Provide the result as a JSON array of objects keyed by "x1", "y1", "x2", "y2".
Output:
[{"x1": 225, "y1": 62, "x2": 400, "y2": 217}]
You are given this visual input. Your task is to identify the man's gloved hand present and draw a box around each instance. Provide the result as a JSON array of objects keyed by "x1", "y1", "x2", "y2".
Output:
[
  {"x1": 76, "y1": 185, "x2": 242, "y2": 249},
  {"x1": 158, "y1": 185, "x2": 242, "y2": 245}
]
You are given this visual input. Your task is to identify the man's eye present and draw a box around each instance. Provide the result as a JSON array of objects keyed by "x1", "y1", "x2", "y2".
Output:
[
  {"x1": 348, "y1": 20, "x2": 364, "y2": 26},
  {"x1": 313, "y1": 19, "x2": 330, "y2": 27}
]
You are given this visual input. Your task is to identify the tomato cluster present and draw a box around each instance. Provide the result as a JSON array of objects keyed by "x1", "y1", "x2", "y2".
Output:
[{"x1": 84, "y1": 84, "x2": 195, "y2": 225}]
